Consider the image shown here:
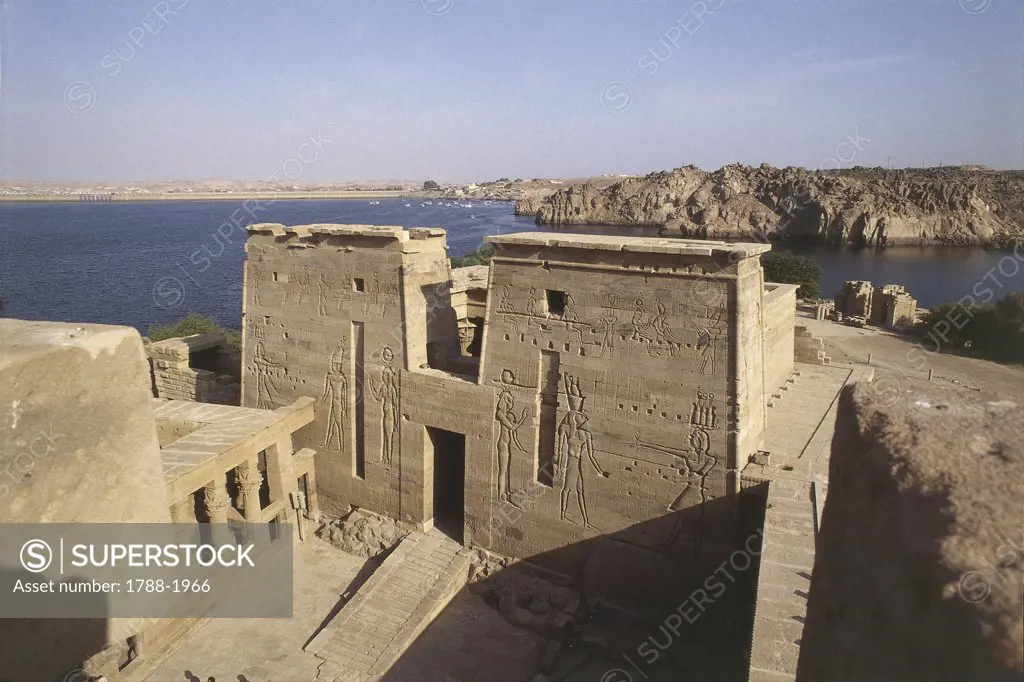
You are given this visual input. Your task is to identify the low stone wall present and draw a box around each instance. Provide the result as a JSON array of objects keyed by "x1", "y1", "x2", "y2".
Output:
[
  {"x1": 763, "y1": 283, "x2": 797, "y2": 397},
  {"x1": 797, "y1": 384, "x2": 1024, "y2": 681},
  {"x1": 147, "y1": 334, "x2": 240, "y2": 405}
]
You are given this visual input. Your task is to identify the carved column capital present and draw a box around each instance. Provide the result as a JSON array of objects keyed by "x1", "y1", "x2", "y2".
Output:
[
  {"x1": 203, "y1": 481, "x2": 230, "y2": 524},
  {"x1": 237, "y1": 460, "x2": 263, "y2": 493},
  {"x1": 237, "y1": 460, "x2": 264, "y2": 523}
]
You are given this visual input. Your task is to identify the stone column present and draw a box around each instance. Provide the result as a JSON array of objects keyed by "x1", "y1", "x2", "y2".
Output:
[
  {"x1": 236, "y1": 460, "x2": 264, "y2": 523},
  {"x1": 203, "y1": 479, "x2": 230, "y2": 524},
  {"x1": 170, "y1": 496, "x2": 195, "y2": 523}
]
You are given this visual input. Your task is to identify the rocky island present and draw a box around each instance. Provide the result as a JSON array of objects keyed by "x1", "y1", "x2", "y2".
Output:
[{"x1": 516, "y1": 164, "x2": 1024, "y2": 248}]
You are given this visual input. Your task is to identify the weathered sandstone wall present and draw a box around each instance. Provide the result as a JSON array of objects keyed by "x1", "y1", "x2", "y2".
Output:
[
  {"x1": 762, "y1": 284, "x2": 797, "y2": 397},
  {"x1": 798, "y1": 383, "x2": 1024, "y2": 681}
]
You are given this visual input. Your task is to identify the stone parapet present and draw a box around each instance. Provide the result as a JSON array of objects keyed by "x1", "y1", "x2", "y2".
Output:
[{"x1": 798, "y1": 384, "x2": 1024, "y2": 681}]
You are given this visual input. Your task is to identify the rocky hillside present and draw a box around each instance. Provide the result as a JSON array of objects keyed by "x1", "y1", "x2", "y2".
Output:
[{"x1": 517, "y1": 165, "x2": 1024, "y2": 247}]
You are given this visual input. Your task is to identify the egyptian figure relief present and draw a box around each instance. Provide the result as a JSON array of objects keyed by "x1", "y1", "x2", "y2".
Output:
[
  {"x1": 556, "y1": 373, "x2": 609, "y2": 530},
  {"x1": 370, "y1": 345, "x2": 400, "y2": 466},
  {"x1": 319, "y1": 342, "x2": 348, "y2": 450},
  {"x1": 251, "y1": 340, "x2": 280, "y2": 409},
  {"x1": 494, "y1": 369, "x2": 528, "y2": 503}
]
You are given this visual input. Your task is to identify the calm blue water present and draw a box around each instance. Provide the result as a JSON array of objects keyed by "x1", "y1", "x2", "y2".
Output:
[
  {"x1": 0, "y1": 198, "x2": 536, "y2": 331},
  {"x1": 1, "y1": 199, "x2": 1022, "y2": 333}
]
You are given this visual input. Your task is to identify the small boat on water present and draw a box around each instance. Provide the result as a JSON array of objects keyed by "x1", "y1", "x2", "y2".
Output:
[{"x1": 369, "y1": 200, "x2": 380, "y2": 205}]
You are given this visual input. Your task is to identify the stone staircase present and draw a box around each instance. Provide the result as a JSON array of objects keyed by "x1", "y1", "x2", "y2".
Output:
[
  {"x1": 794, "y1": 326, "x2": 832, "y2": 365},
  {"x1": 302, "y1": 529, "x2": 471, "y2": 680}
]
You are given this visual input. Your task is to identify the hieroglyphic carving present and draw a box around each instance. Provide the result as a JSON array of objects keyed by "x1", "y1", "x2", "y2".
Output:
[
  {"x1": 252, "y1": 341, "x2": 280, "y2": 409},
  {"x1": 526, "y1": 288, "x2": 541, "y2": 319},
  {"x1": 694, "y1": 308, "x2": 725, "y2": 375},
  {"x1": 362, "y1": 272, "x2": 381, "y2": 316},
  {"x1": 662, "y1": 432, "x2": 719, "y2": 553},
  {"x1": 649, "y1": 302, "x2": 680, "y2": 348},
  {"x1": 632, "y1": 432, "x2": 718, "y2": 504},
  {"x1": 370, "y1": 345, "x2": 399, "y2": 466},
  {"x1": 629, "y1": 298, "x2": 650, "y2": 344},
  {"x1": 628, "y1": 298, "x2": 682, "y2": 358},
  {"x1": 317, "y1": 274, "x2": 329, "y2": 317},
  {"x1": 561, "y1": 293, "x2": 584, "y2": 344},
  {"x1": 289, "y1": 269, "x2": 312, "y2": 306},
  {"x1": 597, "y1": 309, "x2": 619, "y2": 358},
  {"x1": 249, "y1": 262, "x2": 264, "y2": 307},
  {"x1": 494, "y1": 369, "x2": 528, "y2": 503},
  {"x1": 690, "y1": 391, "x2": 718, "y2": 429},
  {"x1": 695, "y1": 329, "x2": 716, "y2": 374},
  {"x1": 319, "y1": 343, "x2": 348, "y2": 450},
  {"x1": 498, "y1": 284, "x2": 518, "y2": 331},
  {"x1": 557, "y1": 374, "x2": 608, "y2": 529}
]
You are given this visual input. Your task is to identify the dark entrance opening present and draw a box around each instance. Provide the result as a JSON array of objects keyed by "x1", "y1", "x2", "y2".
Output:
[{"x1": 427, "y1": 427, "x2": 465, "y2": 543}]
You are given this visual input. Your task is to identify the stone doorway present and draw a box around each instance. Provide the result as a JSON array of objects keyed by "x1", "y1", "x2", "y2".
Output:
[{"x1": 426, "y1": 427, "x2": 466, "y2": 543}]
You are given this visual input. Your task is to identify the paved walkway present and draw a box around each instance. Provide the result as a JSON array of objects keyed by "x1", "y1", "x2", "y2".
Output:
[
  {"x1": 140, "y1": 538, "x2": 367, "y2": 682},
  {"x1": 305, "y1": 529, "x2": 472, "y2": 680}
]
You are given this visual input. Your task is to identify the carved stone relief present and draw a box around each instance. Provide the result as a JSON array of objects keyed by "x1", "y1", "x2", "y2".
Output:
[
  {"x1": 317, "y1": 274, "x2": 330, "y2": 317},
  {"x1": 494, "y1": 369, "x2": 528, "y2": 503},
  {"x1": 498, "y1": 284, "x2": 518, "y2": 332},
  {"x1": 690, "y1": 391, "x2": 719, "y2": 429},
  {"x1": 319, "y1": 342, "x2": 348, "y2": 450},
  {"x1": 252, "y1": 340, "x2": 280, "y2": 409},
  {"x1": 370, "y1": 345, "x2": 400, "y2": 466},
  {"x1": 557, "y1": 373, "x2": 609, "y2": 530}
]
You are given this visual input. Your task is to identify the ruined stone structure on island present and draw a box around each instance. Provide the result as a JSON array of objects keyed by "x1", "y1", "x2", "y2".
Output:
[
  {"x1": 9, "y1": 225, "x2": 1018, "y2": 681},
  {"x1": 240, "y1": 224, "x2": 792, "y2": 575},
  {"x1": 147, "y1": 333, "x2": 240, "y2": 404},
  {"x1": 834, "y1": 280, "x2": 875, "y2": 320},
  {"x1": 835, "y1": 280, "x2": 918, "y2": 329},
  {"x1": 873, "y1": 283, "x2": 918, "y2": 328}
]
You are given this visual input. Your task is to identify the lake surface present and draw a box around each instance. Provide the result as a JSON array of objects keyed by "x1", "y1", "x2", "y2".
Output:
[{"x1": 2, "y1": 199, "x2": 1022, "y2": 332}]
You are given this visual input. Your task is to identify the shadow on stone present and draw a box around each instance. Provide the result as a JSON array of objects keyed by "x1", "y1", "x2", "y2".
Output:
[{"x1": 381, "y1": 492, "x2": 765, "y2": 682}]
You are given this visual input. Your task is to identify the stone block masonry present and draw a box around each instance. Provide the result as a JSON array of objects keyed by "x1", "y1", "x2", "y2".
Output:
[
  {"x1": 147, "y1": 333, "x2": 240, "y2": 405},
  {"x1": 0, "y1": 319, "x2": 171, "y2": 682},
  {"x1": 241, "y1": 224, "x2": 458, "y2": 522},
  {"x1": 241, "y1": 225, "x2": 784, "y2": 580}
]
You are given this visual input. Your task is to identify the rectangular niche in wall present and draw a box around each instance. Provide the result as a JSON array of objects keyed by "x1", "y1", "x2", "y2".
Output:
[{"x1": 546, "y1": 290, "x2": 567, "y2": 316}]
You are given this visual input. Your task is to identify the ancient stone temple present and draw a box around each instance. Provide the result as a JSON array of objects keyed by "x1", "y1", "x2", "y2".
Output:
[{"x1": 242, "y1": 225, "x2": 782, "y2": 574}]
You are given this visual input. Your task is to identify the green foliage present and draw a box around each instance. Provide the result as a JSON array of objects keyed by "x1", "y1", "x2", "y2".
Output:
[
  {"x1": 450, "y1": 245, "x2": 495, "y2": 268},
  {"x1": 148, "y1": 312, "x2": 242, "y2": 353},
  {"x1": 917, "y1": 293, "x2": 1024, "y2": 364},
  {"x1": 422, "y1": 180, "x2": 440, "y2": 191},
  {"x1": 761, "y1": 251, "x2": 822, "y2": 300}
]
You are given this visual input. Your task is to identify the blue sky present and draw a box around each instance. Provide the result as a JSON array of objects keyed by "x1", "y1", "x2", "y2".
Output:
[{"x1": 1, "y1": 0, "x2": 1020, "y2": 182}]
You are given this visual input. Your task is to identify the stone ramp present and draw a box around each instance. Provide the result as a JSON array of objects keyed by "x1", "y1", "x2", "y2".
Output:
[
  {"x1": 303, "y1": 528, "x2": 471, "y2": 679},
  {"x1": 744, "y1": 364, "x2": 874, "y2": 682},
  {"x1": 746, "y1": 478, "x2": 817, "y2": 682}
]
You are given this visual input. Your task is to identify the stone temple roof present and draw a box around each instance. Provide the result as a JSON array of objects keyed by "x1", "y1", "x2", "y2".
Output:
[
  {"x1": 247, "y1": 223, "x2": 446, "y2": 241},
  {"x1": 485, "y1": 232, "x2": 772, "y2": 259}
]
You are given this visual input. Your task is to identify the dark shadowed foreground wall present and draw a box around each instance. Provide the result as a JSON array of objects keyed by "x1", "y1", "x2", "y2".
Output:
[{"x1": 797, "y1": 384, "x2": 1024, "y2": 682}]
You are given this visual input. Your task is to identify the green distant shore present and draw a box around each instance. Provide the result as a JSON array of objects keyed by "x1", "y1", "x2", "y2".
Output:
[{"x1": 0, "y1": 190, "x2": 415, "y2": 203}]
